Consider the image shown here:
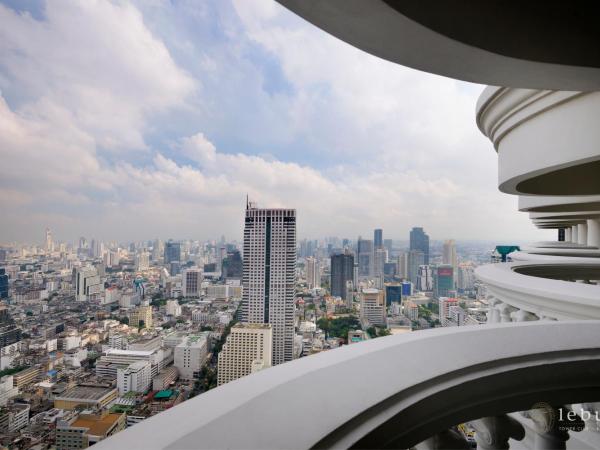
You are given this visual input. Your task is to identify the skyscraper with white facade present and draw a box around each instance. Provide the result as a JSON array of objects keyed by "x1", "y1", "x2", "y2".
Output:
[
  {"x1": 242, "y1": 203, "x2": 296, "y2": 365},
  {"x1": 306, "y1": 256, "x2": 320, "y2": 289}
]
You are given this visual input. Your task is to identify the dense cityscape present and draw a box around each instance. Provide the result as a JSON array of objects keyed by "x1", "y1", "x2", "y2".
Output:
[{"x1": 0, "y1": 199, "x2": 504, "y2": 448}]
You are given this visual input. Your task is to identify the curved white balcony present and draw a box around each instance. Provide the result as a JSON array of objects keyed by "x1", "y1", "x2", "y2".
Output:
[
  {"x1": 520, "y1": 195, "x2": 600, "y2": 213},
  {"x1": 476, "y1": 261, "x2": 600, "y2": 321},
  {"x1": 276, "y1": 1, "x2": 600, "y2": 90},
  {"x1": 476, "y1": 87, "x2": 600, "y2": 196},
  {"x1": 96, "y1": 321, "x2": 600, "y2": 449}
]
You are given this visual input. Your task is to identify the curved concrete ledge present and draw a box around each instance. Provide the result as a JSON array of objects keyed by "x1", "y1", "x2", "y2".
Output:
[
  {"x1": 509, "y1": 251, "x2": 600, "y2": 264},
  {"x1": 519, "y1": 195, "x2": 600, "y2": 213},
  {"x1": 520, "y1": 247, "x2": 600, "y2": 258},
  {"x1": 276, "y1": 1, "x2": 600, "y2": 90},
  {"x1": 476, "y1": 88, "x2": 600, "y2": 195},
  {"x1": 476, "y1": 262, "x2": 600, "y2": 320},
  {"x1": 96, "y1": 321, "x2": 600, "y2": 449}
]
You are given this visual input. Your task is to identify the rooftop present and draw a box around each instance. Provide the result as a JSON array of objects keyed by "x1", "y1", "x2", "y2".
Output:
[
  {"x1": 56, "y1": 385, "x2": 115, "y2": 401},
  {"x1": 71, "y1": 413, "x2": 123, "y2": 437}
]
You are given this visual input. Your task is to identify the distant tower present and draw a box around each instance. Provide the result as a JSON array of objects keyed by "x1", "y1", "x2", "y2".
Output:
[
  {"x1": 242, "y1": 204, "x2": 296, "y2": 365},
  {"x1": 374, "y1": 229, "x2": 383, "y2": 249},
  {"x1": 306, "y1": 257, "x2": 320, "y2": 289},
  {"x1": 45, "y1": 228, "x2": 53, "y2": 253},
  {"x1": 330, "y1": 252, "x2": 354, "y2": 299},
  {"x1": 409, "y1": 227, "x2": 430, "y2": 265},
  {"x1": 443, "y1": 239, "x2": 458, "y2": 285},
  {"x1": 357, "y1": 237, "x2": 373, "y2": 277}
]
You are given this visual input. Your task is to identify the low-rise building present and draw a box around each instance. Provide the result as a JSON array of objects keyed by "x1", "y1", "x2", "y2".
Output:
[
  {"x1": 55, "y1": 410, "x2": 125, "y2": 449},
  {"x1": 54, "y1": 384, "x2": 118, "y2": 411},
  {"x1": 174, "y1": 335, "x2": 208, "y2": 380},
  {"x1": 217, "y1": 323, "x2": 272, "y2": 386}
]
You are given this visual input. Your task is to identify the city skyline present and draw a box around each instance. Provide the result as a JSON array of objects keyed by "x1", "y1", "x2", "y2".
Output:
[{"x1": 0, "y1": 0, "x2": 554, "y2": 243}]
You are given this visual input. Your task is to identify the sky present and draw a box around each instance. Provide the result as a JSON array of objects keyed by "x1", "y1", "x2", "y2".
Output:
[{"x1": 0, "y1": 0, "x2": 553, "y2": 245}]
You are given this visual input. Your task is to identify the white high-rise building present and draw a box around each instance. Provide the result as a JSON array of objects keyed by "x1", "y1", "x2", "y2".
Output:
[
  {"x1": 174, "y1": 335, "x2": 208, "y2": 380},
  {"x1": 360, "y1": 288, "x2": 386, "y2": 327},
  {"x1": 117, "y1": 361, "x2": 151, "y2": 395},
  {"x1": 45, "y1": 228, "x2": 53, "y2": 253},
  {"x1": 217, "y1": 323, "x2": 272, "y2": 386},
  {"x1": 242, "y1": 204, "x2": 296, "y2": 365},
  {"x1": 373, "y1": 248, "x2": 386, "y2": 278},
  {"x1": 306, "y1": 257, "x2": 320, "y2": 289},
  {"x1": 397, "y1": 252, "x2": 408, "y2": 279},
  {"x1": 73, "y1": 266, "x2": 102, "y2": 301},
  {"x1": 417, "y1": 265, "x2": 433, "y2": 292},
  {"x1": 135, "y1": 251, "x2": 150, "y2": 271},
  {"x1": 182, "y1": 268, "x2": 202, "y2": 297}
]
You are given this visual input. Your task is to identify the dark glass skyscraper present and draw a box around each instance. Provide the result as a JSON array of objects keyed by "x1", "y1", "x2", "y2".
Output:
[
  {"x1": 357, "y1": 238, "x2": 373, "y2": 277},
  {"x1": 330, "y1": 253, "x2": 354, "y2": 299},
  {"x1": 0, "y1": 305, "x2": 21, "y2": 349},
  {"x1": 434, "y1": 265, "x2": 454, "y2": 298},
  {"x1": 410, "y1": 227, "x2": 430, "y2": 265},
  {"x1": 374, "y1": 229, "x2": 383, "y2": 249},
  {"x1": 222, "y1": 250, "x2": 243, "y2": 279},
  {"x1": 164, "y1": 241, "x2": 181, "y2": 264},
  {"x1": 0, "y1": 268, "x2": 8, "y2": 299}
]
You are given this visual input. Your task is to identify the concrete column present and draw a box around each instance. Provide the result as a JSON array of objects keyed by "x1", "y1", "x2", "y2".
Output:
[
  {"x1": 469, "y1": 416, "x2": 525, "y2": 450},
  {"x1": 588, "y1": 219, "x2": 600, "y2": 248},
  {"x1": 578, "y1": 223, "x2": 588, "y2": 245},
  {"x1": 511, "y1": 309, "x2": 539, "y2": 322},
  {"x1": 498, "y1": 303, "x2": 518, "y2": 323},
  {"x1": 572, "y1": 226, "x2": 578, "y2": 243},
  {"x1": 565, "y1": 228, "x2": 572, "y2": 242}
]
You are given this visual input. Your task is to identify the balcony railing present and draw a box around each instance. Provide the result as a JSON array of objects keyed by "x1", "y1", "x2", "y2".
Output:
[{"x1": 96, "y1": 321, "x2": 600, "y2": 449}]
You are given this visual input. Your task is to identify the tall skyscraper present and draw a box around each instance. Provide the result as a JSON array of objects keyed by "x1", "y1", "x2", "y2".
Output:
[
  {"x1": 397, "y1": 252, "x2": 408, "y2": 279},
  {"x1": 306, "y1": 257, "x2": 320, "y2": 289},
  {"x1": 374, "y1": 229, "x2": 383, "y2": 249},
  {"x1": 330, "y1": 252, "x2": 354, "y2": 299},
  {"x1": 164, "y1": 241, "x2": 181, "y2": 264},
  {"x1": 373, "y1": 248, "x2": 386, "y2": 278},
  {"x1": 357, "y1": 238, "x2": 373, "y2": 277},
  {"x1": 407, "y1": 250, "x2": 424, "y2": 286},
  {"x1": 410, "y1": 227, "x2": 430, "y2": 265},
  {"x1": 242, "y1": 204, "x2": 296, "y2": 365},
  {"x1": 0, "y1": 269, "x2": 8, "y2": 299},
  {"x1": 222, "y1": 250, "x2": 243, "y2": 280},
  {"x1": 45, "y1": 228, "x2": 53, "y2": 253},
  {"x1": 443, "y1": 239, "x2": 458, "y2": 286},
  {"x1": 434, "y1": 265, "x2": 454, "y2": 298}
]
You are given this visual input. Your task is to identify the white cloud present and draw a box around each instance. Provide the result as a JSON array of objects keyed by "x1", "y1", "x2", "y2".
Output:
[
  {"x1": 0, "y1": 0, "x2": 553, "y2": 244},
  {"x1": 0, "y1": 0, "x2": 196, "y2": 151}
]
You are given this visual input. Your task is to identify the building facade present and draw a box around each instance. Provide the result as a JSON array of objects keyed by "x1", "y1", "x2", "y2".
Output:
[
  {"x1": 217, "y1": 323, "x2": 272, "y2": 386},
  {"x1": 242, "y1": 205, "x2": 296, "y2": 365}
]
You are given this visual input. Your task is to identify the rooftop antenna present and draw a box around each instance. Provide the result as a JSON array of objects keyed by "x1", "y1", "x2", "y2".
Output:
[{"x1": 246, "y1": 194, "x2": 249, "y2": 210}]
